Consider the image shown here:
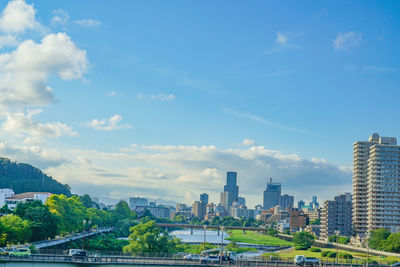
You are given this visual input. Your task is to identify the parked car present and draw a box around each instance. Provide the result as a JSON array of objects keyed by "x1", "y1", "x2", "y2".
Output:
[
  {"x1": 200, "y1": 255, "x2": 220, "y2": 264},
  {"x1": 69, "y1": 249, "x2": 88, "y2": 259},
  {"x1": 184, "y1": 254, "x2": 201, "y2": 261},
  {"x1": 294, "y1": 255, "x2": 320, "y2": 266},
  {"x1": 9, "y1": 248, "x2": 31, "y2": 257},
  {"x1": 0, "y1": 248, "x2": 9, "y2": 256}
]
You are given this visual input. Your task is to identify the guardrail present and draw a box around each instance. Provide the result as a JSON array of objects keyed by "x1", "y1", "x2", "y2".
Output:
[{"x1": 0, "y1": 254, "x2": 387, "y2": 267}]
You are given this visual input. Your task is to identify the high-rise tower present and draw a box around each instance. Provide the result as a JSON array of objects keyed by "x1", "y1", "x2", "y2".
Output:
[
  {"x1": 353, "y1": 133, "x2": 400, "y2": 235},
  {"x1": 263, "y1": 178, "x2": 281, "y2": 210},
  {"x1": 223, "y1": 171, "x2": 239, "y2": 208}
]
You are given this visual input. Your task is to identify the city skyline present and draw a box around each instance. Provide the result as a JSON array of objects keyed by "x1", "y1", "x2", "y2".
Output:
[{"x1": 0, "y1": 0, "x2": 399, "y2": 206}]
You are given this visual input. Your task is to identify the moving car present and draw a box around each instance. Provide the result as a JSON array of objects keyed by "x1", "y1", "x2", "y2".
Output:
[
  {"x1": 9, "y1": 248, "x2": 31, "y2": 257},
  {"x1": 294, "y1": 255, "x2": 320, "y2": 266},
  {"x1": 69, "y1": 249, "x2": 88, "y2": 259},
  {"x1": 0, "y1": 248, "x2": 9, "y2": 256},
  {"x1": 184, "y1": 254, "x2": 201, "y2": 261},
  {"x1": 200, "y1": 255, "x2": 220, "y2": 264}
]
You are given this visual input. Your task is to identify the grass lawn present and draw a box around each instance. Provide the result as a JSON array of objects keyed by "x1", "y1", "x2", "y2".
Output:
[
  {"x1": 274, "y1": 247, "x2": 400, "y2": 265},
  {"x1": 226, "y1": 230, "x2": 294, "y2": 247}
]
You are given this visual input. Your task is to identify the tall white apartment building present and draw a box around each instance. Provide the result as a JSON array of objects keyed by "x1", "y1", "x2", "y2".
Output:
[{"x1": 353, "y1": 133, "x2": 400, "y2": 235}]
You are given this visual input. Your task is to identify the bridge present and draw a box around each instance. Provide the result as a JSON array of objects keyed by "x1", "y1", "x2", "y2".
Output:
[
  {"x1": 0, "y1": 254, "x2": 369, "y2": 267},
  {"x1": 156, "y1": 223, "x2": 267, "y2": 235},
  {"x1": 6, "y1": 227, "x2": 114, "y2": 250}
]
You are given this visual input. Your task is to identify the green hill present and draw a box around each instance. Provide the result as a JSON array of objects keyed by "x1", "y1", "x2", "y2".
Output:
[{"x1": 0, "y1": 157, "x2": 71, "y2": 196}]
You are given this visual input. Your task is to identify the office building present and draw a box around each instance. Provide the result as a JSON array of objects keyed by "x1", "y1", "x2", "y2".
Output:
[
  {"x1": 353, "y1": 133, "x2": 400, "y2": 234},
  {"x1": 263, "y1": 178, "x2": 281, "y2": 210},
  {"x1": 200, "y1": 193, "x2": 209, "y2": 205},
  {"x1": 289, "y1": 210, "x2": 307, "y2": 230},
  {"x1": 223, "y1": 171, "x2": 239, "y2": 208},
  {"x1": 280, "y1": 194, "x2": 294, "y2": 210},
  {"x1": 0, "y1": 189, "x2": 14, "y2": 208},
  {"x1": 147, "y1": 205, "x2": 170, "y2": 218},
  {"x1": 298, "y1": 200, "x2": 305, "y2": 210},
  {"x1": 320, "y1": 193, "x2": 353, "y2": 240},
  {"x1": 129, "y1": 197, "x2": 148, "y2": 209}
]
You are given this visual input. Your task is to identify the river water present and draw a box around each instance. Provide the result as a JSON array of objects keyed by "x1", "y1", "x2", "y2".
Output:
[{"x1": 170, "y1": 229, "x2": 230, "y2": 244}]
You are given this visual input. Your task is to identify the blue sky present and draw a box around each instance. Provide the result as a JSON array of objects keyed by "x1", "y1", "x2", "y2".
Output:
[{"x1": 0, "y1": 0, "x2": 399, "y2": 206}]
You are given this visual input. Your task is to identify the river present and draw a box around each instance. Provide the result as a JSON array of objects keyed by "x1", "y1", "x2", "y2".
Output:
[{"x1": 170, "y1": 229, "x2": 230, "y2": 244}]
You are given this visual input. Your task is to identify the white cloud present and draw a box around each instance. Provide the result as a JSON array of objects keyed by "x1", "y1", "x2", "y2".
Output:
[
  {"x1": 0, "y1": 140, "x2": 67, "y2": 169},
  {"x1": 243, "y1": 138, "x2": 256, "y2": 146},
  {"x1": 44, "y1": 143, "x2": 352, "y2": 205},
  {"x1": 0, "y1": 32, "x2": 89, "y2": 106},
  {"x1": 276, "y1": 31, "x2": 288, "y2": 45},
  {"x1": 264, "y1": 31, "x2": 303, "y2": 55},
  {"x1": 0, "y1": 35, "x2": 18, "y2": 48},
  {"x1": 51, "y1": 9, "x2": 70, "y2": 25},
  {"x1": 108, "y1": 91, "x2": 117, "y2": 96},
  {"x1": 137, "y1": 93, "x2": 176, "y2": 101},
  {"x1": 74, "y1": 19, "x2": 101, "y2": 28},
  {"x1": 0, "y1": 0, "x2": 42, "y2": 34},
  {"x1": 334, "y1": 32, "x2": 362, "y2": 50},
  {"x1": 86, "y1": 115, "x2": 132, "y2": 131},
  {"x1": 1, "y1": 110, "x2": 77, "y2": 138}
]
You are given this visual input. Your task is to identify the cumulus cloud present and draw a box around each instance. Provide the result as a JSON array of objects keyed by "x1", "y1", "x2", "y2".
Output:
[
  {"x1": 0, "y1": 32, "x2": 89, "y2": 106},
  {"x1": 74, "y1": 19, "x2": 101, "y2": 27},
  {"x1": 86, "y1": 115, "x2": 132, "y2": 131},
  {"x1": 0, "y1": 140, "x2": 67, "y2": 169},
  {"x1": 44, "y1": 143, "x2": 352, "y2": 205},
  {"x1": 1, "y1": 110, "x2": 77, "y2": 138},
  {"x1": 334, "y1": 32, "x2": 362, "y2": 50},
  {"x1": 0, "y1": 0, "x2": 42, "y2": 34},
  {"x1": 137, "y1": 93, "x2": 176, "y2": 101}
]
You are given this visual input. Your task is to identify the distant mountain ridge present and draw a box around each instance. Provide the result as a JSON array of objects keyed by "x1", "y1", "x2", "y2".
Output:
[{"x1": 0, "y1": 157, "x2": 71, "y2": 196}]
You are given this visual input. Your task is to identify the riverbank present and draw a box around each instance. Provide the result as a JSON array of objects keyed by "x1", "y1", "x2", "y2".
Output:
[
  {"x1": 226, "y1": 230, "x2": 294, "y2": 247},
  {"x1": 271, "y1": 247, "x2": 400, "y2": 265}
]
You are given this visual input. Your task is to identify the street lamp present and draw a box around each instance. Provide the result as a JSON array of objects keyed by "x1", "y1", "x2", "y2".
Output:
[
  {"x1": 203, "y1": 225, "x2": 207, "y2": 252},
  {"x1": 219, "y1": 226, "x2": 224, "y2": 266},
  {"x1": 335, "y1": 230, "x2": 340, "y2": 264},
  {"x1": 82, "y1": 219, "x2": 86, "y2": 250}
]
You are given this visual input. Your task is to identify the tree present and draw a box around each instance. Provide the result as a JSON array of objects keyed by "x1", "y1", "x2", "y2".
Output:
[
  {"x1": 123, "y1": 221, "x2": 174, "y2": 254},
  {"x1": 112, "y1": 201, "x2": 136, "y2": 223},
  {"x1": 79, "y1": 194, "x2": 97, "y2": 209},
  {"x1": 381, "y1": 233, "x2": 400, "y2": 253},
  {"x1": 15, "y1": 200, "x2": 58, "y2": 241},
  {"x1": 46, "y1": 194, "x2": 86, "y2": 234},
  {"x1": 369, "y1": 228, "x2": 391, "y2": 250},
  {"x1": 293, "y1": 231, "x2": 315, "y2": 250},
  {"x1": 310, "y1": 219, "x2": 321, "y2": 225},
  {"x1": 0, "y1": 214, "x2": 31, "y2": 244}
]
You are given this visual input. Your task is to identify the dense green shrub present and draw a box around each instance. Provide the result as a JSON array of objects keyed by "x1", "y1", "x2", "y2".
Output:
[{"x1": 310, "y1": 247, "x2": 321, "y2": 252}]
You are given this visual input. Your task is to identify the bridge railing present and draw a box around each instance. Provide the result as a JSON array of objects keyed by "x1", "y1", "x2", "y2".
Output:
[{"x1": 0, "y1": 254, "x2": 375, "y2": 267}]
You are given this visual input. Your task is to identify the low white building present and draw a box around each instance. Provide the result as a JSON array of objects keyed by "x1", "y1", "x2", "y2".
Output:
[
  {"x1": 0, "y1": 189, "x2": 15, "y2": 208},
  {"x1": 6, "y1": 192, "x2": 52, "y2": 210}
]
